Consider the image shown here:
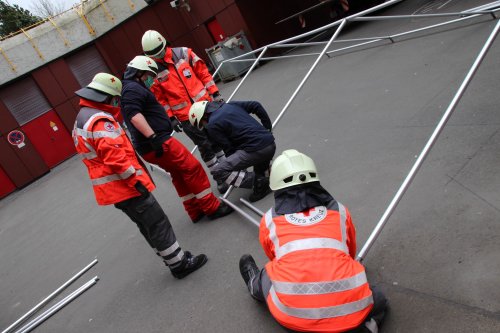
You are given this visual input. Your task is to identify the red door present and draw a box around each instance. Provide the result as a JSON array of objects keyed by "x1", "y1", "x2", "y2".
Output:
[
  {"x1": 0, "y1": 166, "x2": 16, "y2": 199},
  {"x1": 207, "y1": 19, "x2": 226, "y2": 42},
  {"x1": 21, "y1": 110, "x2": 76, "y2": 168}
]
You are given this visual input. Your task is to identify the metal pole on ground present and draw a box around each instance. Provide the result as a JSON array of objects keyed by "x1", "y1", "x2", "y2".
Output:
[
  {"x1": 190, "y1": 47, "x2": 269, "y2": 157},
  {"x1": 356, "y1": 18, "x2": 500, "y2": 262},
  {"x1": 353, "y1": 10, "x2": 496, "y2": 21},
  {"x1": 240, "y1": 198, "x2": 265, "y2": 217},
  {"x1": 224, "y1": 20, "x2": 347, "y2": 218},
  {"x1": 14, "y1": 277, "x2": 99, "y2": 333},
  {"x1": 1, "y1": 259, "x2": 98, "y2": 333},
  {"x1": 227, "y1": 47, "x2": 268, "y2": 102},
  {"x1": 213, "y1": 60, "x2": 226, "y2": 77},
  {"x1": 219, "y1": 197, "x2": 260, "y2": 227},
  {"x1": 215, "y1": 0, "x2": 403, "y2": 65},
  {"x1": 222, "y1": 20, "x2": 347, "y2": 204},
  {"x1": 272, "y1": 19, "x2": 347, "y2": 127}
]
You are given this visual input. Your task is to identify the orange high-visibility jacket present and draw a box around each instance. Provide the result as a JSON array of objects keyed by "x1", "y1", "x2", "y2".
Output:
[
  {"x1": 151, "y1": 47, "x2": 218, "y2": 122},
  {"x1": 259, "y1": 201, "x2": 373, "y2": 332},
  {"x1": 73, "y1": 103, "x2": 155, "y2": 205}
]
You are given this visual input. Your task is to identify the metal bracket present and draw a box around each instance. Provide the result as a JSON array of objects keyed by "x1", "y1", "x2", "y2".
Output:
[
  {"x1": 75, "y1": 6, "x2": 96, "y2": 36},
  {"x1": 0, "y1": 47, "x2": 16, "y2": 72},
  {"x1": 48, "y1": 17, "x2": 70, "y2": 47},
  {"x1": 20, "y1": 28, "x2": 44, "y2": 60},
  {"x1": 99, "y1": 0, "x2": 115, "y2": 23}
]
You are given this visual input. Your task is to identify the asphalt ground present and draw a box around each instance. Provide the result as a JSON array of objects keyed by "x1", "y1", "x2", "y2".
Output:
[{"x1": 1, "y1": 0, "x2": 499, "y2": 332}]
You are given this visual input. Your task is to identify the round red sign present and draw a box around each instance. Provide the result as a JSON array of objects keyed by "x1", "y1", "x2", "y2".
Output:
[{"x1": 7, "y1": 130, "x2": 25, "y2": 146}]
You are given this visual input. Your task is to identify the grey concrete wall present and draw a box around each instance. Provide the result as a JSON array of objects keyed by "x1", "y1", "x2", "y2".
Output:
[{"x1": 0, "y1": 0, "x2": 147, "y2": 87}]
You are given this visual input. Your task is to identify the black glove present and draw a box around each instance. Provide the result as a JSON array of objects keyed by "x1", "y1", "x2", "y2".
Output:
[
  {"x1": 211, "y1": 92, "x2": 224, "y2": 103},
  {"x1": 134, "y1": 181, "x2": 149, "y2": 196},
  {"x1": 170, "y1": 117, "x2": 183, "y2": 133},
  {"x1": 148, "y1": 133, "x2": 164, "y2": 157}
]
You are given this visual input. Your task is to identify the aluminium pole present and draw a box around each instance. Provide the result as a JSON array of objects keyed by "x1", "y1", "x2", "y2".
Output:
[
  {"x1": 15, "y1": 277, "x2": 99, "y2": 333},
  {"x1": 212, "y1": 60, "x2": 226, "y2": 77},
  {"x1": 219, "y1": 47, "x2": 269, "y2": 198},
  {"x1": 1, "y1": 259, "x2": 98, "y2": 333},
  {"x1": 272, "y1": 19, "x2": 347, "y2": 128},
  {"x1": 191, "y1": 47, "x2": 268, "y2": 160},
  {"x1": 240, "y1": 198, "x2": 265, "y2": 217},
  {"x1": 227, "y1": 47, "x2": 269, "y2": 102},
  {"x1": 324, "y1": 12, "x2": 495, "y2": 57},
  {"x1": 225, "y1": 20, "x2": 347, "y2": 205},
  {"x1": 219, "y1": 197, "x2": 260, "y2": 227},
  {"x1": 356, "y1": 18, "x2": 500, "y2": 262},
  {"x1": 353, "y1": 10, "x2": 495, "y2": 21},
  {"x1": 214, "y1": 0, "x2": 403, "y2": 67},
  {"x1": 225, "y1": 20, "x2": 347, "y2": 213}
]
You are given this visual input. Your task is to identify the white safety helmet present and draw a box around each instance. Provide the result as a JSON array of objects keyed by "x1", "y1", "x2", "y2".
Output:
[
  {"x1": 189, "y1": 101, "x2": 208, "y2": 129},
  {"x1": 75, "y1": 73, "x2": 122, "y2": 102},
  {"x1": 142, "y1": 30, "x2": 168, "y2": 58},
  {"x1": 127, "y1": 55, "x2": 158, "y2": 75},
  {"x1": 269, "y1": 149, "x2": 320, "y2": 191}
]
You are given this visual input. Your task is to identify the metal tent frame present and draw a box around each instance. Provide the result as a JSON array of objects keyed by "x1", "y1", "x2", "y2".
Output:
[{"x1": 152, "y1": 0, "x2": 500, "y2": 261}]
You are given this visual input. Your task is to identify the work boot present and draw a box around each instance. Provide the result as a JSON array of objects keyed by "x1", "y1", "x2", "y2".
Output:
[
  {"x1": 170, "y1": 251, "x2": 208, "y2": 279},
  {"x1": 207, "y1": 201, "x2": 234, "y2": 220},
  {"x1": 239, "y1": 254, "x2": 259, "y2": 288},
  {"x1": 248, "y1": 177, "x2": 272, "y2": 202},
  {"x1": 191, "y1": 212, "x2": 205, "y2": 224},
  {"x1": 217, "y1": 180, "x2": 229, "y2": 194}
]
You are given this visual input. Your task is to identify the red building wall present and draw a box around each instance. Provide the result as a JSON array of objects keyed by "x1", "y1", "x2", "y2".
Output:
[{"x1": 0, "y1": 0, "x2": 311, "y2": 198}]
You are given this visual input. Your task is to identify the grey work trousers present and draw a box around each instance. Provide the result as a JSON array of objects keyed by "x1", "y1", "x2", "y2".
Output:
[
  {"x1": 181, "y1": 120, "x2": 223, "y2": 164},
  {"x1": 211, "y1": 142, "x2": 276, "y2": 188},
  {"x1": 114, "y1": 192, "x2": 183, "y2": 266},
  {"x1": 248, "y1": 268, "x2": 388, "y2": 333}
]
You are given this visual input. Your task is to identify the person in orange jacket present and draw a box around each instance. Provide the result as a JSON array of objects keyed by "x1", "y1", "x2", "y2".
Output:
[
  {"x1": 120, "y1": 56, "x2": 233, "y2": 223},
  {"x1": 73, "y1": 73, "x2": 207, "y2": 279},
  {"x1": 141, "y1": 30, "x2": 228, "y2": 193},
  {"x1": 239, "y1": 149, "x2": 388, "y2": 332}
]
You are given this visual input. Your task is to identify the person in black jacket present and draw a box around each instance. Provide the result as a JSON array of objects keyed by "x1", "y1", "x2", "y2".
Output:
[
  {"x1": 120, "y1": 55, "x2": 233, "y2": 223},
  {"x1": 189, "y1": 100, "x2": 276, "y2": 202}
]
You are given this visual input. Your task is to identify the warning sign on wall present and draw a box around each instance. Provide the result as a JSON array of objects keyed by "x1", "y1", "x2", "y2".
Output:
[
  {"x1": 49, "y1": 121, "x2": 59, "y2": 131},
  {"x1": 7, "y1": 130, "x2": 25, "y2": 148}
]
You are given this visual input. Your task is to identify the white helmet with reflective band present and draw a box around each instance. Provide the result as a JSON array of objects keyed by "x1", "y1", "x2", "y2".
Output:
[
  {"x1": 269, "y1": 149, "x2": 320, "y2": 191},
  {"x1": 127, "y1": 55, "x2": 158, "y2": 75},
  {"x1": 88, "y1": 73, "x2": 122, "y2": 96},
  {"x1": 142, "y1": 30, "x2": 167, "y2": 58},
  {"x1": 189, "y1": 101, "x2": 208, "y2": 129}
]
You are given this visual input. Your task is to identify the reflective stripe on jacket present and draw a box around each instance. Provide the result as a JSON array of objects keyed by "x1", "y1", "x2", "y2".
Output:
[
  {"x1": 259, "y1": 201, "x2": 373, "y2": 332},
  {"x1": 151, "y1": 47, "x2": 218, "y2": 121},
  {"x1": 73, "y1": 105, "x2": 155, "y2": 205}
]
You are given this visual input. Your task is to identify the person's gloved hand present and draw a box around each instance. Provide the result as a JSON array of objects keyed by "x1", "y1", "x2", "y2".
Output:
[
  {"x1": 134, "y1": 181, "x2": 149, "y2": 196},
  {"x1": 211, "y1": 92, "x2": 224, "y2": 103},
  {"x1": 148, "y1": 133, "x2": 164, "y2": 157},
  {"x1": 170, "y1": 117, "x2": 183, "y2": 132}
]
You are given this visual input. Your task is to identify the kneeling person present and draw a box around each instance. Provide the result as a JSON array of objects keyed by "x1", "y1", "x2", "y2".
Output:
[
  {"x1": 239, "y1": 149, "x2": 388, "y2": 332},
  {"x1": 189, "y1": 100, "x2": 276, "y2": 202}
]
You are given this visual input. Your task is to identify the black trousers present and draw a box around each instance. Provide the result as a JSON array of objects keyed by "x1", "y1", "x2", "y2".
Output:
[
  {"x1": 249, "y1": 268, "x2": 388, "y2": 333},
  {"x1": 114, "y1": 192, "x2": 182, "y2": 265},
  {"x1": 181, "y1": 120, "x2": 223, "y2": 163}
]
